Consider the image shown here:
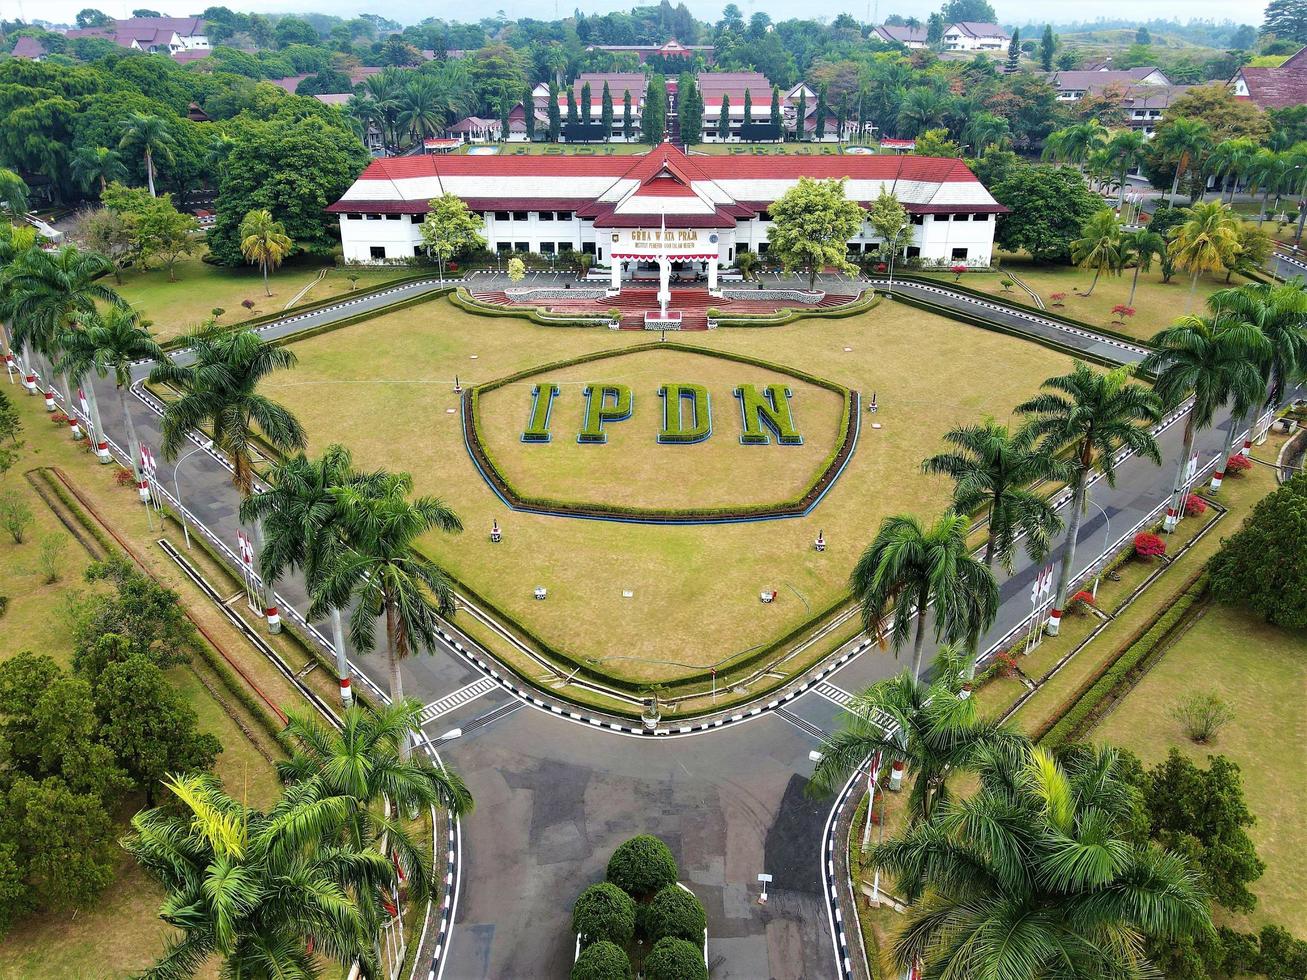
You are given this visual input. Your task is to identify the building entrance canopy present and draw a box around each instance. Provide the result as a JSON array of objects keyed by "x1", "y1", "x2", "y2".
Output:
[{"x1": 609, "y1": 227, "x2": 722, "y2": 261}]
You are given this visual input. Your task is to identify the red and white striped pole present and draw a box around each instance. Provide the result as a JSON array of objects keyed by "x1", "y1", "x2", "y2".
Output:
[
  {"x1": 22, "y1": 365, "x2": 36, "y2": 394},
  {"x1": 43, "y1": 381, "x2": 55, "y2": 411}
]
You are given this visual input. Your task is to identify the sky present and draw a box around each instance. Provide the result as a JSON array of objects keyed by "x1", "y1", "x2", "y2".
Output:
[{"x1": 14, "y1": 0, "x2": 1268, "y2": 32}]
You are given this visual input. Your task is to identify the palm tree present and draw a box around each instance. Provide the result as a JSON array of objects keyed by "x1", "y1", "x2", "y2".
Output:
[
  {"x1": 123, "y1": 772, "x2": 384, "y2": 979},
  {"x1": 151, "y1": 327, "x2": 306, "y2": 632},
  {"x1": 895, "y1": 87, "x2": 949, "y2": 136},
  {"x1": 850, "y1": 511, "x2": 999, "y2": 682},
  {"x1": 1104, "y1": 128, "x2": 1148, "y2": 209},
  {"x1": 398, "y1": 75, "x2": 450, "y2": 146},
  {"x1": 923, "y1": 419, "x2": 1066, "y2": 572},
  {"x1": 1017, "y1": 363, "x2": 1162, "y2": 635},
  {"x1": 312, "y1": 470, "x2": 463, "y2": 756},
  {"x1": 1154, "y1": 116, "x2": 1213, "y2": 203},
  {"x1": 0, "y1": 223, "x2": 39, "y2": 394},
  {"x1": 0, "y1": 168, "x2": 30, "y2": 220},
  {"x1": 1120, "y1": 227, "x2": 1167, "y2": 307},
  {"x1": 1207, "y1": 137, "x2": 1259, "y2": 203},
  {"x1": 119, "y1": 112, "x2": 176, "y2": 197},
  {"x1": 1071, "y1": 209, "x2": 1124, "y2": 297},
  {"x1": 241, "y1": 445, "x2": 371, "y2": 705},
  {"x1": 1168, "y1": 200, "x2": 1241, "y2": 307},
  {"x1": 1143, "y1": 313, "x2": 1268, "y2": 528},
  {"x1": 56, "y1": 305, "x2": 163, "y2": 496},
  {"x1": 1247, "y1": 149, "x2": 1291, "y2": 226},
  {"x1": 1212, "y1": 279, "x2": 1307, "y2": 411},
  {"x1": 963, "y1": 112, "x2": 1008, "y2": 155},
  {"x1": 869, "y1": 742, "x2": 1210, "y2": 978},
  {"x1": 8, "y1": 245, "x2": 122, "y2": 426},
  {"x1": 808, "y1": 647, "x2": 1024, "y2": 826},
  {"x1": 70, "y1": 145, "x2": 126, "y2": 195},
  {"x1": 238, "y1": 210, "x2": 293, "y2": 298},
  {"x1": 1041, "y1": 120, "x2": 1108, "y2": 170}
]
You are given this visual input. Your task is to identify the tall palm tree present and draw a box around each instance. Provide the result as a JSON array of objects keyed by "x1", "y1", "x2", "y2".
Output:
[
  {"x1": 869, "y1": 742, "x2": 1210, "y2": 978},
  {"x1": 1104, "y1": 128, "x2": 1148, "y2": 209},
  {"x1": 851, "y1": 511, "x2": 999, "y2": 682},
  {"x1": 1211, "y1": 279, "x2": 1307, "y2": 411},
  {"x1": 1154, "y1": 116, "x2": 1213, "y2": 203},
  {"x1": 70, "y1": 145, "x2": 126, "y2": 195},
  {"x1": 1168, "y1": 200, "x2": 1241, "y2": 307},
  {"x1": 8, "y1": 245, "x2": 122, "y2": 427},
  {"x1": 238, "y1": 209, "x2": 293, "y2": 298},
  {"x1": 1143, "y1": 313, "x2": 1268, "y2": 529},
  {"x1": 54, "y1": 317, "x2": 116, "y2": 464},
  {"x1": 1207, "y1": 137, "x2": 1259, "y2": 203},
  {"x1": 0, "y1": 169, "x2": 28, "y2": 221},
  {"x1": 151, "y1": 327, "x2": 306, "y2": 632},
  {"x1": 397, "y1": 75, "x2": 450, "y2": 146},
  {"x1": 312, "y1": 471, "x2": 463, "y2": 756},
  {"x1": 963, "y1": 112, "x2": 1009, "y2": 155},
  {"x1": 0, "y1": 223, "x2": 39, "y2": 394},
  {"x1": 923, "y1": 419, "x2": 1066, "y2": 572},
  {"x1": 1071, "y1": 209, "x2": 1124, "y2": 297},
  {"x1": 1247, "y1": 149, "x2": 1290, "y2": 226},
  {"x1": 119, "y1": 112, "x2": 176, "y2": 197},
  {"x1": 1041, "y1": 120, "x2": 1108, "y2": 170},
  {"x1": 895, "y1": 86, "x2": 949, "y2": 136},
  {"x1": 56, "y1": 305, "x2": 163, "y2": 496},
  {"x1": 808, "y1": 647, "x2": 1024, "y2": 825},
  {"x1": 1017, "y1": 363, "x2": 1162, "y2": 636},
  {"x1": 1120, "y1": 227, "x2": 1167, "y2": 307},
  {"x1": 241, "y1": 445, "x2": 372, "y2": 705},
  {"x1": 124, "y1": 772, "x2": 384, "y2": 979}
]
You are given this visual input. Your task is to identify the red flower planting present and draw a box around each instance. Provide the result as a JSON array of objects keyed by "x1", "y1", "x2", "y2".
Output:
[
  {"x1": 1185, "y1": 493, "x2": 1207, "y2": 517},
  {"x1": 991, "y1": 650, "x2": 1020, "y2": 678},
  {"x1": 1050, "y1": 292, "x2": 1067, "y2": 307},
  {"x1": 114, "y1": 469, "x2": 137, "y2": 487},
  {"x1": 950, "y1": 264, "x2": 967, "y2": 281},
  {"x1": 1226, "y1": 453, "x2": 1252, "y2": 474},
  {"x1": 1134, "y1": 532, "x2": 1167, "y2": 559},
  {"x1": 1110, "y1": 304, "x2": 1136, "y2": 323},
  {"x1": 1071, "y1": 590, "x2": 1096, "y2": 606},
  {"x1": 50, "y1": 411, "x2": 69, "y2": 426}
]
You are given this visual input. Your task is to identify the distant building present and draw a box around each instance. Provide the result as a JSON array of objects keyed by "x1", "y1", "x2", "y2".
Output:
[
  {"x1": 1121, "y1": 86, "x2": 1195, "y2": 136},
  {"x1": 10, "y1": 36, "x2": 47, "y2": 60},
  {"x1": 941, "y1": 22, "x2": 1010, "y2": 52},
  {"x1": 1047, "y1": 67, "x2": 1172, "y2": 101},
  {"x1": 1230, "y1": 46, "x2": 1307, "y2": 109},
  {"x1": 584, "y1": 39, "x2": 713, "y2": 65},
  {"x1": 871, "y1": 24, "x2": 928, "y2": 49},
  {"x1": 65, "y1": 15, "x2": 208, "y2": 54},
  {"x1": 531, "y1": 73, "x2": 648, "y2": 142}
]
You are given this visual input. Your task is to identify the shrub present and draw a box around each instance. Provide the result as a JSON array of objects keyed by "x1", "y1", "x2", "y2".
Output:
[
  {"x1": 37, "y1": 532, "x2": 67, "y2": 584},
  {"x1": 1067, "y1": 590, "x2": 1096, "y2": 614},
  {"x1": 950, "y1": 264, "x2": 966, "y2": 281},
  {"x1": 1209, "y1": 475, "x2": 1307, "y2": 628},
  {"x1": 1225, "y1": 453, "x2": 1252, "y2": 475},
  {"x1": 1169, "y1": 692, "x2": 1234, "y2": 744},
  {"x1": 50, "y1": 411, "x2": 69, "y2": 426},
  {"x1": 1050, "y1": 292, "x2": 1067, "y2": 306},
  {"x1": 0, "y1": 491, "x2": 33, "y2": 544},
  {"x1": 571, "y1": 939, "x2": 632, "y2": 980},
  {"x1": 1110, "y1": 304, "x2": 1135, "y2": 323},
  {"x1": 999, "y1": 277, "x2": 1014, "y2": 291},
  {"x1": 1185, "y1": 493, "x2": 1208, "y2": 517},
  {"x1": 991, "y1": 649, "x2": 1020, "y2": 678},
  {"x1": 606, "y1": 835, "x2": 678, "y2": 898},
  {"x1": 572, "y1": 882, "x2": 637, "y2": 946},
  {"x1": 642, "y1": 937, "x2": 707, "y2": 980},
  {"x1": 114, "y1": 468, "x2": 137, "y2": 487},
  {"x1": 0, "y1": 595, "x2": 8, "y2": 618},
  {"x1": 211, "y1": 307, "x2": 225, "y2": 319},
  {"x1": 644, "y1": 885, "x2": 706, "y2": 944},
  {"x1": 1134, "y1": 532, "x2": 1166, "y2": 559}
]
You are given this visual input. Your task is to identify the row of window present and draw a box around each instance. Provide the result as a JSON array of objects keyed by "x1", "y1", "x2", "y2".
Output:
[
  {"x1": 343, "y1": 210, "x2": 988, "y2": 227},
  {"x1": 488, "y1": 210, "x2": 574, "y2": 222}
]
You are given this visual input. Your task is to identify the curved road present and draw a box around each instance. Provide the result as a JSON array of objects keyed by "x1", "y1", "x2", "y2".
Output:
[{"x1": 30, "y1": 270, "x2": 1289, "y2": 979}]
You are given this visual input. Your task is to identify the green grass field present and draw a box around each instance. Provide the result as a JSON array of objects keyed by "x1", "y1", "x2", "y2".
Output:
[
  {"x1": 270, "y1": 295, "x2": 1073, "y2": 685},
  {"x1": 1094, "y1": 602, "x2": 1307, "y2": 938}
]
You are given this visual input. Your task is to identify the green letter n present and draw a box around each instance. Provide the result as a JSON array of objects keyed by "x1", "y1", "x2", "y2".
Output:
[
  {"x1": 577, "y1": 383, "x2": 633, "y2": 444},
  {"x1": 658, "y1": 384, "x2": 711, "y2": 444},
  {"x1": 521, "y1": 383, "x2": 559, "y2": 443},
  {"x1": 734, "y1": 384, "x2": 802, "y2": 445}
]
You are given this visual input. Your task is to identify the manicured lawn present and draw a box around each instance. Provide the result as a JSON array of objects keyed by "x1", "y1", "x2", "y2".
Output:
[
  {"x1": 460, "y1": 142, "x2": 648, "y2": 155},
  {"x1": 931, "y1": 256, "x2": 1253, "y2": 343},
  {"x1": 112, "y1": 249, "x2": 408, "y2": 343},
  {"x1": 1094, "y1": 602, "x2": 1307, "y2": 938},
  {"x1": 271, "y1": 294, "x2": 1073, "y2": 685},
  {"x1": 477, "y1": 346, "x2": 847, "y2": 510}
]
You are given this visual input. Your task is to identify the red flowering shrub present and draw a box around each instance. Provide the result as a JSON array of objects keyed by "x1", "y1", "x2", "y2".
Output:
[
  {"x1": 1185, "y1": 493, "x2": 1207, "y2": 517},
  {"x1": 991, "y1": 650, "x2": 1020, "y2": 678},
  {"x1": 114, "y1": 469, "x2": 136, "y2": 487},
  {"x1": 1110, "y1": 304, "x2": 1136, "y2": 323},
  {"x1": 1134, "y1": 532, "x2": 1167, "y2": 559},
  {"x1": 951, "y1": 264, "x2": 967, "y2": 281},
  {"x1": 1050, "y1": 292, "x2": 1067, "y2": 307},
  {"x1": 50, "y1": 411, "x2": 69, "y2": 425},
  {"x1": 241, "y1": 298, "x2": 256, "y2": 310},
  {"x1": 1071, "y1": 590, "x2": 1096, "y2": 607},
  {"x1": 874, "y1": 262, "x2": 887, "y2": 273},
  {"x1": 1226, "y1": 453, "x2": 1252, "y2": 475}
]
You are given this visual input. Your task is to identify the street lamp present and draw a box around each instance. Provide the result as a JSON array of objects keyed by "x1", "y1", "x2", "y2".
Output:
[
  {"x1": 886, "y1": 223, "x2": 906, "y2": 297},
  {"x1": 174, "y1": 439, "x2": 215, "y2": 550},
  {"x1": 1087, "y1": 494, "x2": 1111, "y2": 600}
]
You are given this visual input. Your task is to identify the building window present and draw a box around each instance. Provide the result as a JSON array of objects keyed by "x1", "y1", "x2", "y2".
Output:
[
  {"x1": 495, "y1": 211, "x2": 511, "y2": 221},
  {"x1": 411, "y1": 214, "x2": 424, "y2": 223},
  {"x1": 582, "y1": 242, "x2": 596, "y2": 255},
  {"x1": 758, "y1": 209, "x2": 772, "y2": 222},
  {"x1": 951, "y1": 247, "x2": 968, "y2": 260},
  {"x1": 496, "y1": 242, "x2": 511, "y2": 253},
  {"x1": 559, "y1": 242, "x2": 573, "y2": 252},
  {"x1": 365, "y1": 214, "x2": 381, "y2": 221},
  {"x1": 346, "y1": 213, "x2": 362, "y2": 220},
  {"x1": 369, "y1": 246, "x2": 385, "y2": 259},
  {"x1": 514, "y1": 242, "x2": 528, "y2": 252},
  {"x1": 540, "y1": 242, "x2": 555, "y2": 254},
  {"x1": 906, "y1": 245, "x2": 921, "y2": 258},
  {"x1": 758, "y1": 242, "x2": 769, "y2": 254},
  {"x1": 385, "y1": 214, "x2": 400, "y2": 221},
  {"x1": 953, "y1": 213, "x2": 970, "y2": 222},
  {"x1": 539, "y1": 211, "x2": 554, "y2": 221},
  {"x1": 974, "y1": 214, "x2": 989, "y2": 223},
  {"x1": 512, "y1": 211, "x2": 528, "y2": 222},
  {"x1": 557, "y1": 211, "x2": 573, "y2": 221},
  {"x1": 910, "y1": 214, "x2": 924, "y2": 225}
]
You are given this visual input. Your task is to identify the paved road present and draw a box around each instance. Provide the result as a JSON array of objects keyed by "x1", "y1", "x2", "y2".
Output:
[{"x1": 19, "y1": 270, "x2": 1288, "y2": 979}]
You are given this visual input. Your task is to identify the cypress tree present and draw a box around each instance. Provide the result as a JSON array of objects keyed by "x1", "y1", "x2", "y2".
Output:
[
  {"x1": 815, "y1": 84, "x2": 828, "y2": 140},
  {"x1": 601, "y1": 82, "x2": 613, "y2": 140},
  {"x1": 623, "y1": 90, "x2": 633, "y2": 140},
  {"x1": 796, "y1": 89, "x2": 806, "y2": 140},
  {"x1": 1006, "y1": 28, "x2": 1020, "y2": 73},
  {"x1": 500, "y1": 100, "x2": 510, "y2": 142},
  {"x1": 524, "y1": 84, "x2": 535, "y2": 141},
  {"x1": 743, "y1": 88, "x2": 752, "y2": 133},
  {"x1": 837, "y1": 93, "x2": 848, "y2": 141},
  {"x1": 770, "y1": 85, "x2": 782, "y2": 140},
  {"x1": 548, "y1": 80, "x2": 561, "y2": 141},
  {"x1": 1040, "y1": 25, "x2": 1055, "y2": 72},
  {"x1": 643, "y1": 74, "x2": 666, "y2": 144},
  {"x1": 566, "y1": 86, "x2": 577, "y2": 132},
  {"x1": 719, "y1": 93, "x2": 730, "y2": 140},
  {"x1": 580, "y1": 81, "x2": 592, "y2": 125}
]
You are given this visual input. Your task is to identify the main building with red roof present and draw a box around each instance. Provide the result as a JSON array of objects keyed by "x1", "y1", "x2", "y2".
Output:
[{"x1": 328, "y1": 143, "x2": 1005, "y2": 284}]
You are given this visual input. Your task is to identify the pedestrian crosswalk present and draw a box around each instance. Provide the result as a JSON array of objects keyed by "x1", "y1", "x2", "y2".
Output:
[
  {"x1": 419, "y1": 677, "x2": 498, "y2": 725},
  {"x1": 813, "y1": 680, "x2": 853, "y2": 707}
]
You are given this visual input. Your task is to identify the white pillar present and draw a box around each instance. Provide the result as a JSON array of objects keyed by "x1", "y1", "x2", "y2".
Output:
[
  {"x1": 657, "y1": 256, "x2": 670, "y2": 316},
  {"x1": 707, "y1": 256, "x2": 718, "y2": 292},
  {"x1": 610, "y1": 257, "x2": 621, "y2": 291}
]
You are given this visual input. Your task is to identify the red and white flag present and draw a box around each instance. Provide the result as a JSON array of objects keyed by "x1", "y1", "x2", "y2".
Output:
[
  {"x1": 140, "y1": 445, "x2": 157, "y2": 477},
  {"x1": 237, "y1": 530, "x2": 254, "y2": 569}
]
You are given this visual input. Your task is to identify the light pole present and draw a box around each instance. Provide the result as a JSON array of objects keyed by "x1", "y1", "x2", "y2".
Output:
[
  {"x1": 1087, "y1": 494, "x2": 1111, "y2": 600},
  {"x1": 173, "y1": 439, "x2": 215, "y2": 550},
  {"x1": 886, "y1": 223, "x2": 905, "y2": 297}
]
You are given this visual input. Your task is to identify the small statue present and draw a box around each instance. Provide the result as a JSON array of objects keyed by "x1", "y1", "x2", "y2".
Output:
[{"x1": 490, "y1": 519, "x2": 502, "y2": 543}]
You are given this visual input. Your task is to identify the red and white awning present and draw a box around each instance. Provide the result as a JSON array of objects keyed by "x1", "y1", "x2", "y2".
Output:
[{"x1": 611, "y1": 252, "x2": 719, "y2": 260}]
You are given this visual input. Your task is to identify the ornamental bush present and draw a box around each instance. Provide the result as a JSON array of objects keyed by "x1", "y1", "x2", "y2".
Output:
[
  {"x1": 1226, "y1": 453, "x2": 1253, "y2": 475},
  {"x1": 571, "y1": 940, "x2": 632, "y2": 980},
  {"x1": 606, "y1": 835, "x2": 678, "y2": 898},
  {"x1": 1208, "y1": 474, "x2": 1307, "y2": 629},
  {"x1": 644, "y1": 885, "x2": 707, "y2": 944},
  {"x1": 1134, "y1": 532, "x2": 1167, "y2": 559},
  {"x1": 1185, "y1": 493, "x2": 1207, "y2": 517},
  {"x1": 642, "y1": 937, "x2": 707, "y2": 980},
  {"x1": 572, "y1": 882, "x2": 637, "y2": 946}
]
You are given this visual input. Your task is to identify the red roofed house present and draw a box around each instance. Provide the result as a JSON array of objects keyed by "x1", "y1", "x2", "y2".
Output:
[
  {"x1": 65, "y1": 15, "x2": 208, "y2": 54},
  {"x1": 584, "y1": 39, "x2": 714, "y2": 65},
  {"x1": 871, "y1": 24, "x2": 928, "y2": 49},
  {"x1": 327, "y1": 142, "x2": 1005, "y2": 282},
  {"x1": 531, "y1": 73, "x2": 649, "y2": 142},
  {"x1": 942, "y1": 22, "x2": 1010, "y2": 52},
  {"x1": 11, "y1": 36, "x2": 47, "y2": 60},
  {"x1": 1231, "y1": 47, "x2": 1307, "y2": 109}
]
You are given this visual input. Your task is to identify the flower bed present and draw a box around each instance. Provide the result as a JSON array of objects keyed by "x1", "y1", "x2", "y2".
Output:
[
  {"x1": 504, "y1": 286, "x2": 607, "y2": 301},
  {"x1": 719, "y1": 287, "x2": 823, "y2": 304}
]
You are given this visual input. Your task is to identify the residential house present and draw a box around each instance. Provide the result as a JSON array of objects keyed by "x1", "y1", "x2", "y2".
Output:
[
  {"x1": 11, "y1": 36, "x2": 47, "y2": 60},
  {"x1": 1230, "y1": 46, "x2": 1307, "y2": 109},
  {"x1": 65, "y1": 15, "x2": 208, "y2": 54},
  {"x1": 1047, "y1": 66, "x2": 1172, "y2": 100},
  {"x1": 584, "y1": 39, "x2": 713, "y2": 65},
  {"x1": 941, "y1": 22, "x2": 1010, "y2": 52},
  {"x1": 871, "y1": 24, "x2": 928, "y2": 49}
]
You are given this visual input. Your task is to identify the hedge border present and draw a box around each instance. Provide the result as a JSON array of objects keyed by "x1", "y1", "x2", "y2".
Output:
[
  {"x1": 1038, "y1": 571, "x2": 1209, "y2": 750},
  {"x1": 462, "y1": 342, "x2": 858, "y2": 523},
  {"x1": 451, "y1": 288, "x2": 612, "y2": 328}
]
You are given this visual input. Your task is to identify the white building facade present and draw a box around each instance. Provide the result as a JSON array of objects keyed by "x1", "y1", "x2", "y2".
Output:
[
  {"x1": 942, "y1": 22, "x2": 1010, "y2": 51},
  {"x1": 327, "y1": 144, "x2": 1005, "y2": 276}
]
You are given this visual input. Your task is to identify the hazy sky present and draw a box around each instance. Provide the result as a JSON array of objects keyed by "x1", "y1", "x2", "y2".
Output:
[{"x1": 17, "y1": 0, "x2": 1268, "y2": 31}]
